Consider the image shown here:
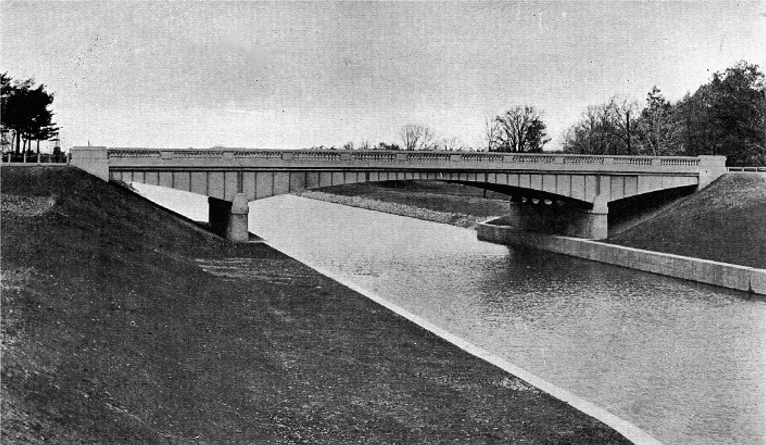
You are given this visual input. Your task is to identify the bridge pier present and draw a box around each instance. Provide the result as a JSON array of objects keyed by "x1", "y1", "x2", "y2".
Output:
[
  {"x1": 208, "y1": 193, "x2": 250, "y2": 242},
  {"x1": 506, "y1": 194, "x2": 608, "y2": 240}
]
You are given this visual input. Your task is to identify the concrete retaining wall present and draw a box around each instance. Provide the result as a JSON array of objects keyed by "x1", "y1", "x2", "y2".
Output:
[{"x1": 478, "y1": 218, "x2": 765, "y2": 295}]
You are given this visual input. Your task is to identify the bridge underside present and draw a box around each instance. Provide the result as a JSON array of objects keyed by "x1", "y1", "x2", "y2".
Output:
[{"x1": 111, "y1": 168, "x2": 699, "y2": 241}]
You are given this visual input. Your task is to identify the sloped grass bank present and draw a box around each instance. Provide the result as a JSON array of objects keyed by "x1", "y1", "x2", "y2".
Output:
[
  {"x1": 302, "y1": 181, "x2": 510, "y2": 229},
  {"x1": 1, "y1": 167, "x2": 630, "y2": 444},
  {"x1": 607, "y1": 174, "x2": 766, "y2": 269}
]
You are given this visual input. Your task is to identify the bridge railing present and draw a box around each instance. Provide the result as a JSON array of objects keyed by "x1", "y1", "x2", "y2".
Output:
[
  {"x1": 105, "y1": 148, "x2": 714, "y2": 172},
  {"x1": 728, "y1": 166, "x2": 766, "y2": 173},
  {"x1": 2, "y1": 151, "x2": 70, "y2": 165}
]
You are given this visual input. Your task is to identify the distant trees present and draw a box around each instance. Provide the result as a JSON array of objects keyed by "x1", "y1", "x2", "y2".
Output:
[
  {"x1": 482, "y1": 115, "x2": 500, "y2": 152},
  {"x1": 562, "y1": 97, "x2": 639, "y2": 155},
  {"x1": 313, "y1": 60, "x2": 765, "y2": 165},
  {"x1": 636, "y1": 86, "x2": 684, "y2": 156},
  {"x1": 399, "y1": 124, "x2": 435, "y2": 150},
  {"x1": 376, "y1": 141, "x2": 401, "y2": 150},
  {"x1": 675, "y1": 61, "x2": 766, "y2": 165},
  {"x1": 438, "y1": 136, "x2": 465, "y2": 151},
  {"x1": 1, "y1": 73, "x2": 58, "y2": 155},
  {"x1": 562, "y1": 61, "x2": 766, "y2": 165},
  {"x1": 486, "y1": 105, "x2": 550, "y2": 152}
]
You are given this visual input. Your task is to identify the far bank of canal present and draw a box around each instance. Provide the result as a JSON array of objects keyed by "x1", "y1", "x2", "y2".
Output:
[{"x1": 135, "y1": 183, "x2": 766, "y2": 445}]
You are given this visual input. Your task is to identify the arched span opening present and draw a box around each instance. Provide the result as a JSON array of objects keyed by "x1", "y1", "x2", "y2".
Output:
[
  {"x1": 444, "y1": 180, "x2": 592, "y2": 207},
  {"x1": 310, "y1": 179, "x2": 512, "y2": 220},
  {"x1": 310, "y1": 179, "x2": 604, "y2": 237}
]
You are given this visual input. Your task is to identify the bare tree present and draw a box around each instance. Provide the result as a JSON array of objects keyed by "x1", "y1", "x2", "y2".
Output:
[
  {"x1": 358, "y1": 139, "x2": 372, "y2": 150},
  {"x1": 482, "y1": 115, "x2": 500, "y2": 152},
  {"x1": 605, "y1": 96, "x2": 641, "y2": 155},
  {"x1": 420, "y1": 126, "x2": 435, "y2": 150},
  {"x1": 399, "y1": 124, "x2": 435, "y2": 150},
  {"x1": 636, "y1": 86, "x2": 684, "y2": 156},
  {"x1": 562, "y1": 105, "x2": 610, "y2": 154},
  {"x1": 563, "y1": 98, "x2": 639, "y2": 155},
  {"x1": 439, "y1": 136, "x2": 464, "y2": 151},
  {"x1": 493, "y1": 105, "x2": 550, "y2": 152}
]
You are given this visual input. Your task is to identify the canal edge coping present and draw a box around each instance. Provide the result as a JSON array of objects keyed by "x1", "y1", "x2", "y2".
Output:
[
  {"x1": 265, "y1": 241, "x2": 663, "y2": 445},
  {"x1": 477, "y1": 218, "x2": 766, "y2": 296}
]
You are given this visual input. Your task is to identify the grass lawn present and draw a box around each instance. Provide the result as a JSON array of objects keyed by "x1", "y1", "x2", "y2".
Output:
[{"x1": 316, "y1": 180, "x2": 511, "y2": 219}]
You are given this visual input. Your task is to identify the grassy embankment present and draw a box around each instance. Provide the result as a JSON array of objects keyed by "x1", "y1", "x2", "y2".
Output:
[
  {"x1": 309, "y1": 175, "x2": 766, "y2": 269},
  {"x1": 1, "y1": 166, "x2": 630, "y2": 444},
  {"x1": 299, "y1": 181, "x2": 511, "y2": 229},
  {"x1": 607, "y1": 173, "x2": 766, "y2": 269}
]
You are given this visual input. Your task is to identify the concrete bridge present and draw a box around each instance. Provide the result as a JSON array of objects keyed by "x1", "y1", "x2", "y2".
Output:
[{"x1": 71, "y1": 146, "x2": 727, "y2": 242}]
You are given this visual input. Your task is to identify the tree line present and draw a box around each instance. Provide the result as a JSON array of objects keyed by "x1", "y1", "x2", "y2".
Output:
[
  {"x1": 1, "y1": 73, "x2": 59, "y2": 156},
  {"x1": 562, "y1": 61, "x2": 765, "y2": 166},
  {"x1": 327, "y1": 60, "x2": 765, "y2": 167},
  {"x1": 5, "y1": 60, "x2": 763, "y2": 166},
  {"x1": 316, "y1": 105, "x2": 551, "y2": 153}
]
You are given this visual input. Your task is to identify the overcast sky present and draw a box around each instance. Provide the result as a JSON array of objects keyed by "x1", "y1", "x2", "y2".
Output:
[{"x1": 2, "y1": 1, "x2": 764, "y2": 150}]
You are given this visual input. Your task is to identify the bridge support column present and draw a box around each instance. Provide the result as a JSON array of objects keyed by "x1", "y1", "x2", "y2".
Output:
[
  {"x1": 566, "y1": 209, "x2": 608, "y2": 240},
  {"x1": 567, "y1": 194, "x2": 608, "y2": 240},
  {"x1": 505, "y1": 195, "x2": 609, "y2": 240},
  {"x1": 208, "y1": 193, "x2": 250, "y2": 242}
]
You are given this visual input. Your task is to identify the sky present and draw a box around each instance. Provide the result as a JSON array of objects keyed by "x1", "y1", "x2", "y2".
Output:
[{"x1": 2, "y1": 1, "x2": 765, "y2": 151}]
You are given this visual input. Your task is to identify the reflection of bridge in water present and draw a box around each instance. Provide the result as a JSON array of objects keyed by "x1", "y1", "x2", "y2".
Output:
[{"x1": 71, "y1": 146, "x2": 726, "y2": 242}]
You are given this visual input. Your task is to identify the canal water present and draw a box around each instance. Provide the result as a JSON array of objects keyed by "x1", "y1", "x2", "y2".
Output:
[{"x1": 135, "y1": 185, "x2": 765, "y2": 445}]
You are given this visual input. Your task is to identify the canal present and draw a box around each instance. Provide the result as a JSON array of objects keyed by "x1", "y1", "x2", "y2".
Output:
[{"x1": 136, "y1": 185, "x2": 765, "y2": 445}]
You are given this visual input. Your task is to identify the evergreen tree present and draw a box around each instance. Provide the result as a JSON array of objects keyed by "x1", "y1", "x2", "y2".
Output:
[{"x1": 0, "y1": 73, "x2": 58, "y2": 155}]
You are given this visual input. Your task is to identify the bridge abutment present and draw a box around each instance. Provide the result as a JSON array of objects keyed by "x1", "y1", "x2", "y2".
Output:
[
  {"x1": 208, "y1": 193, "x2": 250, "y2": 242},
  {"x1": 506, "y1": 196, "x2": 608, "y2": 240},
  {"x1": 70, "y1": 146, "x2": 109, "y2": 181}
]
